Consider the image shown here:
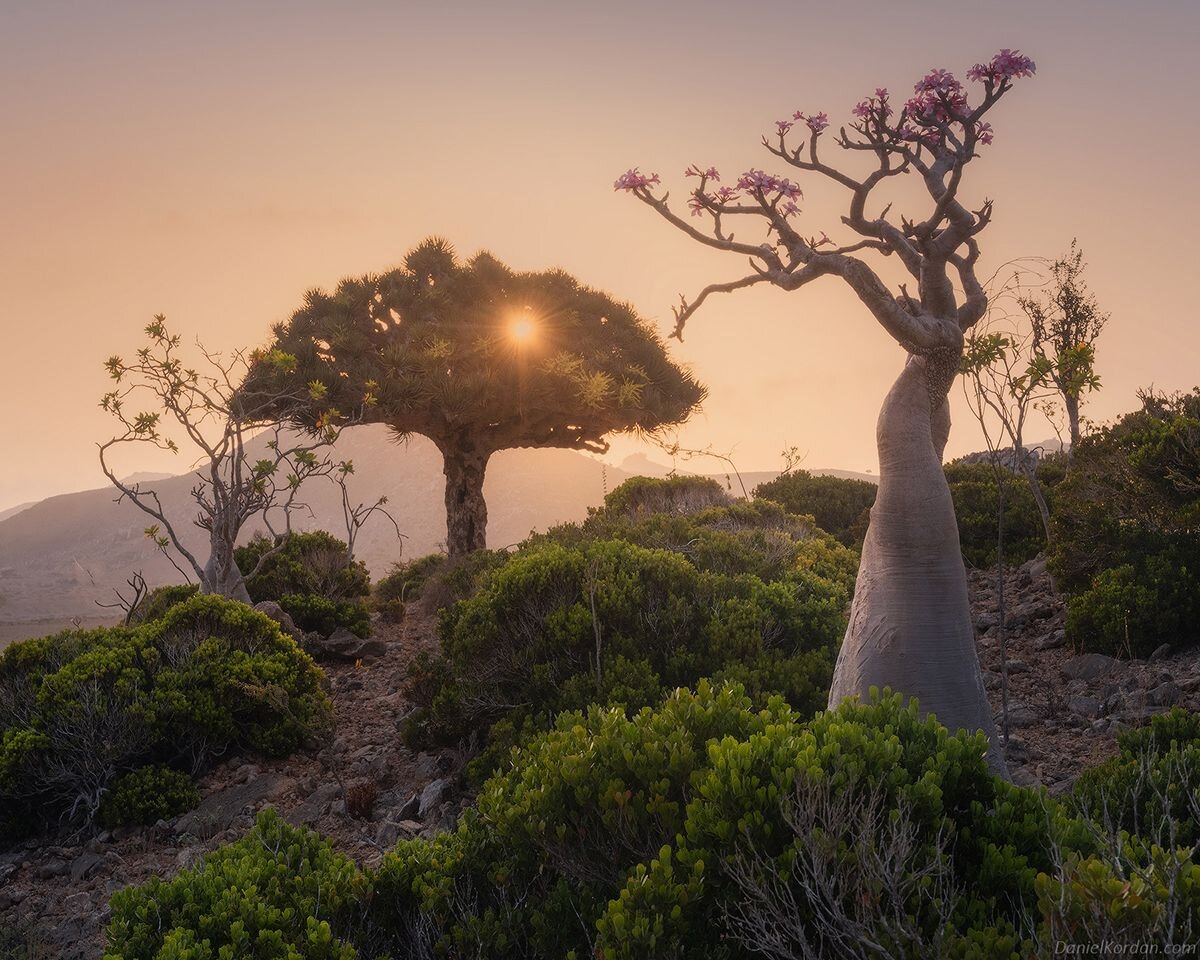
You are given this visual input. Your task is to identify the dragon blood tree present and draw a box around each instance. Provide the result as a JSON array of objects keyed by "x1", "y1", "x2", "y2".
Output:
[
  {"x1": 618, "y1": 50, "x2": 1036, "y2": 775},
  {"x1": 248, "y1": 239, "x2": 705, "y2": 557}
]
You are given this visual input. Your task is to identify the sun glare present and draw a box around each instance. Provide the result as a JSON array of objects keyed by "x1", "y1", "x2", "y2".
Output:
[{"x1": 509, "y1": 313, "x2": 536, "y2": 344}]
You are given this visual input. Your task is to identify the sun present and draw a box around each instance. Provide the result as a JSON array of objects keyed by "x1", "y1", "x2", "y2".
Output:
[{"x1": 508, "y1": 312, "x2": 537, "y2": 344}]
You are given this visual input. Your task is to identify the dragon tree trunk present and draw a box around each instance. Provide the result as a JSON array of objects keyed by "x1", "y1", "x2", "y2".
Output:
[
  {"x1": 830, "y1": 355, "x2": 1007, "y2": 777},
  {"x1": 441, "y1": 445, "x2": 490, "y2": 558}
]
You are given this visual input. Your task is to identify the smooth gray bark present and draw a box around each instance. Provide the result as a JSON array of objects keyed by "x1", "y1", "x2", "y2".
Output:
[{"x1": 830, "y1": 357, "x2": 1007, "y2": 776}]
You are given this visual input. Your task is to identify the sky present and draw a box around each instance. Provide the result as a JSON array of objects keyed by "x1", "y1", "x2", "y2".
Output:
[{"x1": 1, "y1": 0, "x2": 1198, "y2": 513}]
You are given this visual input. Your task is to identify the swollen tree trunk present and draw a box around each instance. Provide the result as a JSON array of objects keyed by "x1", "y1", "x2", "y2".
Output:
[
  {"x1": 202, "y1": 545, "x2": 252, "y2": 604},
  {"x1": 442, "y1": 446, "x2": 490, "y2": 557},
  {"x1": 830, "y1": 357, "x2": 1008, "y2": 777}
]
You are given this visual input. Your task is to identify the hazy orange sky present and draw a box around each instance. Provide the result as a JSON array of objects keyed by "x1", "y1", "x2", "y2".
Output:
[{"x1": 2, "y1": 0, "x2": 1197, "y2": 513}]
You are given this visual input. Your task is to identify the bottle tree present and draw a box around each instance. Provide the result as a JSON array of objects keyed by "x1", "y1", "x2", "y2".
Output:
[
  {"x1": 249, "y1": 239, "x2": 705, "y2": 557},
  {"x1": 617, "y1": 50, "x2": 1037, "y2": 775}
]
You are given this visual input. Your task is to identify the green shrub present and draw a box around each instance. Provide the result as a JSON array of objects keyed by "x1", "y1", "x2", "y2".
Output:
[
  {"x1": 600, "y1": 474, "x2": 733, "y2": 520},
  {"x1": 408, "y1": 535, "x2": 848, "y2": 775},
  {"x1": 1050, "y1": 389, "x2": 1200, "y2": 655},
  {"x1": 129, "y1": 583, "x2": 200, "y2": 624},
  {"x1": 753, "y1": 469, "x2": 877, "y2": 546},
  {"x1": 236, "y1": 531, "x2": 371, "y2": 603},
  {"x1": 104, "y1": 808, "x2": 371, "y2": 960},
  {"x1": 1073, "y1": 707, "x2": 1200, "y2": 849},
  {"x1": 279, "y1": 593, "x2": 372, "y2": 638},
  {"x1": 98, "y1": 765, "x2": 200, "y2": 828},
  {"x1": 943, "y1": 459, "x2": 1060, "y2": 568},
  {"x1": 373, "y1": 553, "x2": 447, "y2": 606},
  {"x1": 0, "y1": 595, "x2": 331, "y2": 835}
]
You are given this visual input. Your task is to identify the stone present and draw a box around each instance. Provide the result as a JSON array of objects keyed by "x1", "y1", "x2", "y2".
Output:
[
  {"x1": 418, "y1": 778, "x2": 449, "y2": 818},
  {"x1": 1149, "y1": 643, "x2": 1173, "y2": 662},
  {"x1": 1062, "y1": 653, "x2": 1123, "y2": 682},
  {"x1": 69, "y1": 850, "x2": 105, "y2": 882},
  {"x1": 1034, "y1": 629, "x2": 1067, "y2": 651},
  {"x1": 175, "y1": 773, "x2": 296, "y2": 838},
  {"x1": 1010, "y1": 765, "x2": 1040, "y2": 788},
  {"x1": 285, "y1": 782, "x2": 341, "y2": 827},
  {"x1": 34, "y1": 858, "x2": 69, "y2": 879},
  {"x1": 1006, "y1": 659, "x2": 1031, "y2": 675},
  {"x1": 396, "y1": 791, "x2": 421, "y2": 820},
  {"x1": 307, "y1": 627, "x2": 388, "y2": 662},
  {"x1": 253, "y1": 601, "x2": 305, "y2": 644},
  {"x1": 999, "y1": 702, "x2": 1039, "y2": 728},
  {"x1": 0, "y1": 863, "x2": 16, "y2": 883},
  {"x1": 1069, "y1": 695, "x2": 1101, "y2": 718},
  {"x1": 375, "y1": 820, "x2": 402, "y2": 847},
  {"x1": 1148, "y1": 681, "x2": 1181, "y2": 707}
]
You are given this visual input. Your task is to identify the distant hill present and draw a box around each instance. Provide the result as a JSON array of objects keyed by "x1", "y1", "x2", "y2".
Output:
[{"x1": 0, "y1": 430, "x2": 877, "y2": 637}]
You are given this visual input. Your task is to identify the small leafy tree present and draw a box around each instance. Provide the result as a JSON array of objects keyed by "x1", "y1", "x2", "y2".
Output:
[
  {"x1": 249, "y1": 239, "x2": 706, "y2": 556},
  {"x1": 617, "y1": 50, "x2": 1037, "y2": 774},
  {"x1": 1019, "y1": 240, "x2": 1108, "y2": 448},
  {"x1": 99, "y1": 317, "x2": 347, "y2": 601}
]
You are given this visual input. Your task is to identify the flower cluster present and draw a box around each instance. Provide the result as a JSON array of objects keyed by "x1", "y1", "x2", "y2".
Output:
[
  {"x1": 736, "y1": 169, "x2": 802, "y2": 201},
  {"x1": 904, "y1": 68, "x2": 970, "y2": 126},
  {"x1": 967, "y1": 49, "x2": 1036, "y2": 84},
  {"x1": 684, "y1": 165, "x2": 720, "y2": 181},
  {"x1": 852, "y1": 87, "x2": 893, "y2": 121},
  {"x1": 792, "y1": 111, "x2": 829, "y2": 134},
  {"x1": 613, "y1": 168, "x2": 660, "y2": 192}
]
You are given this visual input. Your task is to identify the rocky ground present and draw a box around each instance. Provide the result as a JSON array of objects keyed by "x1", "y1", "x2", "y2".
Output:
[{"x1": 4, "y1": 558, "x2": 1200, "y2": 956}]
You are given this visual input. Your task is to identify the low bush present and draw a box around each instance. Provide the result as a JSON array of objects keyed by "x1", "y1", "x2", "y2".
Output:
[
  {"x1": 601, "y1": 474, "x2": 733, "y2": 519},
  {"x1": 943, "y1": 460, "x2": 1057, "y2": 568},
  {"x1": 129, "y1": 583, "x2": 200, "y2": 624},
  {"x1": 372, "y1": 553, "x2": 449, "y2": 622},
  {"x1": 236, "y1": 531, "x2": 371, "y2": 603},
  {"x1": 1072, "y1": 707, "x2": 1200, "y2": 849},
  {"x1": 0, "y1": 595, "x2": 331, "y2": 835},
  {"x1": 97, "y1": 765, "x2": 200, "y2": 828},
  {"x1": 407, "y1": 533, "x2": 849, "y2": 776},
  {"x1": 104, "y1": 807, "x2": 372, "y2": 960},
  {"x1": 753, "y1": 468, "x2": 877, "y2": 547},
  {"x1": 279, "y1": 592, "x2": 372, "y2": 638},
  {"x1": 110, "y1": 688, "x2": 1119, "y2": 959}
]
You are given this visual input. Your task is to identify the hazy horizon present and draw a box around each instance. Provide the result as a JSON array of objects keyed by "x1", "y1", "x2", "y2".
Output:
[{"x1": 3, "y1": 0, "x2": 1198, "y2": 515}]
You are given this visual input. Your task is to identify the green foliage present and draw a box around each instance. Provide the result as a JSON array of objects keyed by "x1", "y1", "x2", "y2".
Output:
[
  {"x1": 236, "y1": 531, "x2": 371, "y2": 602},
  {"x1": 601, "y1": 474, "x2": 732, "y2": 520},
  {"x1": 105, "y1": 808, "x2": 371, "y2": 960},
  {"x1": 752, "y1": 469, "x2": 877, "y2": 546},
  {"x1": 943, "y1": 460, "x2": 1062, "y2": 568},
  {"x1": 407, "y1": 506, "x2": 853, "y2": 773},
  {"x1": 0, "y1": 595, "x2": 331, "y2": 836},
  {"x1": 98, "y1": 765, "x2": 200, "y2": 828},
  {"x1": 130, "y1": 583, "x2": 200, "y2": 624},
  {"x1": 373, "y1": 553, "x2": 446, "y2": 605},
  {"x1": 278, "y1": 593, "x2": 372, "y2": 638},
  {"x1": 1050, "y1": 389, "x2": 1200, "y2": 654},
  {"x1": 1073, "y1": 708, "x2": 1200, "y2": 849},
  {"x1": 249, "y1": 238, "x2": 706, "y2": 467}
]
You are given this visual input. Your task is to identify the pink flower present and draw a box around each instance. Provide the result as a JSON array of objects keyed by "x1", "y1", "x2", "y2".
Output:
[
  {"x1": 715, "y1": 186, "x2": 740, "y2": 203},
  {"x1": 684, "y1": 164, "x2": 721, "y2": 181},
  {"x1": 975, "y1": 121, "x2": 994, "y2": 145},
  {"x1": 781, "y1": 201, "x2": 801, "y2": 218},
  {"x1": 853, "y1": 100, "x2": 871, "y2": 119},
  {"x1": 613, "y1": 168, "x2": 660, "y2": 191},
  {"x1": 736, "y1": 169, "x2": 803, "y2": 201},
  {"x1": 776, "y1": 119, "x2": 793, "y2": 135},
  {"x1": 805, "y1": 111, "x2": 829, "y2": 134},
  {"x1": 875, "y1": 87, "x2": 889, "y2": 99},
  {"x1": 688, "y1": 195, "x2": 707, "y2": 217},
  {"x1": 968, "y1": 49, "x2": 1036, "y2": 84}
]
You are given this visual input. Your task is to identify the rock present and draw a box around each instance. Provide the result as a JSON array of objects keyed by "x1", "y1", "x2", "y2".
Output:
[
  {"x1": 1062, "y1": 653, "x2": 1124, "y2": 682},
  {"x1": 285, "y1": 782, "x2": 341, "y2": 826},
  {"x1": 1150, "y1": 643, "x2": 1173, "y2": 662},
  {"x1": 1006, "y1": 659, "x2": 1031, "y2": 675},
  {"x1": 175, "y1": 773, "x2": 296, "y2": 838},
  {"x1": 375, "y1": 820, "x2": 402, "y2": 847},
  {"x1": 1035, "y1": 630, "x2": 1067, "y2": 651},
  {"x1": 0, "y1": 863, "x2": 17, "y2": 883},
  {"x1": 974, "y1": 612, "x2": 998, "y2": 631},
  {"x1": 1010, "y1": 765, "x2": 1040, "y2": 788},
  {"x1": 176, "y1": 845, "x2": 205, "y2": 871},
  {"x1": 1069, "y1": 695, "x2": 1101, "y2": 718},
  {"x1": 999, "y1": 702, "x2": 1039, "y2": 728},
  {"x1": 307, "y1": 627, "x2": 388, "y2": 662},
  {"x1": 1003, "y1": 737, "x2": 1030, "y2": 764},
  {"x1": 396, "y1": 791, "x2": 421, "y2": 820},
  {"x1": 253, "y1": 601, "x2": 305, "y2": 644},
  {"x1": 1148, "y1": 681, "x2": 1181, "y2": 707},
  {"x1": 418, "y1": 778, "x2": 449, "y2": 818},
  {"x1": 1026, "y1": 556, "x2": 1049, "y2": 581},
  {"x1": 982, "y1": 670, "x2": 1002, "y2": 691},
  {"x1": 34, "y1": 858, "x2": 69, "y2": 879},
  {"x1": 69, "y1": 850, "x2": 105, "y2": 882}
]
